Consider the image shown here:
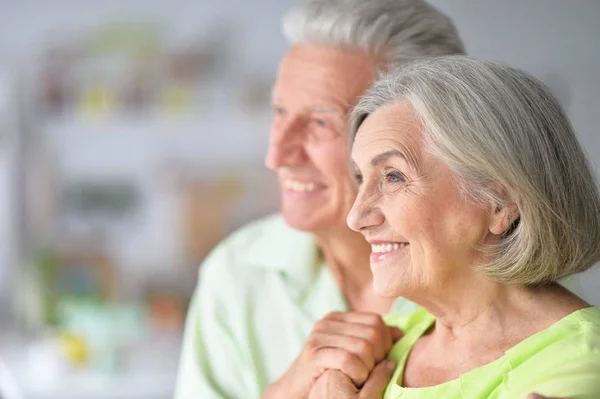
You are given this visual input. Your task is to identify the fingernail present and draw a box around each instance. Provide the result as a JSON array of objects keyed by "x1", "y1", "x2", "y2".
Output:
[{"x1": 385, "y1": 360, "x2": 397, "y2": 371}]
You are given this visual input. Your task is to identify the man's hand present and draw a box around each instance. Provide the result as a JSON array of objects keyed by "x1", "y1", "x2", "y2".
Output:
[
  {"x1": 308, "y1": 360, "x2": 397, "y2": 399},
  {"x1": 262, "y1": 312, "x2": 402, "y2": 399}
]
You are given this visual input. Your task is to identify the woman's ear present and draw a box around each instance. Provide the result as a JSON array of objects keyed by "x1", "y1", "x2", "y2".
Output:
[
  {"x1": 488, "y1": 186, "x2": 520, "y2": 236},
  {"x1": 489, "y1": 203, "x2": 520, "y2": 235}
]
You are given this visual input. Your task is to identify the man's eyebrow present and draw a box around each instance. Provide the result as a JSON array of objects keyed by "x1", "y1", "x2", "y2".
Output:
[{"x1": 305, "y1": 105, "x2": 342, "y2": 116}]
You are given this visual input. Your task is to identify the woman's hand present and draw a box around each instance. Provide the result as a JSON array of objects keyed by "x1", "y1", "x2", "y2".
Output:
[
  {"x1": 308, "y1": 360, "x2": 397, "y2": 399},
  {"x1": 263, "y1": 312, "x2": 402, "y2": 399},
  {"x1": 528, "y1": 394, "x2": 567, "y2": 399}
]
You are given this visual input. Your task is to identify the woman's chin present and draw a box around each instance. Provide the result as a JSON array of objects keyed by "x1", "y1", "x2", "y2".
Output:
[{"x1": 372, "y1": 277, "x2": 406, "y2": 298}]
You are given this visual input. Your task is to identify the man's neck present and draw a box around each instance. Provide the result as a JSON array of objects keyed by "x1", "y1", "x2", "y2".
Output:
[{"x1": 315, "y1": 226, "x2": 395, "y2": 314}]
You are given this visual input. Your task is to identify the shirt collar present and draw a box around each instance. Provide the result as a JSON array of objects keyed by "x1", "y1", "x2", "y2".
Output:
[{"x1": 245, "y1": 214, "x2": 322, "y2": 288}]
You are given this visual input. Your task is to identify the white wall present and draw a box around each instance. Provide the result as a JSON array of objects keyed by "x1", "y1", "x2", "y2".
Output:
[
  {"x1": 1, "y1": 0, "x2": 599, "y2": 303},
  {"x1": 428, "y1": 0, "x2": 600, "y2": 304},
  {"x1": 432, "y1": 0, "x2": 600, "y2": 171}
]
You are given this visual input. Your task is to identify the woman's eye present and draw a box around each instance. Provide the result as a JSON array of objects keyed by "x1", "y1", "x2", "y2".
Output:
[
  {"x1": 378, "y1": 170, "x2": 406, "y2": 191},
  {"x1": 315, "y1": 119, "x2": 327, "y2": 127},
  {"x1": 386, "y1": 172, "x2": 404, "y2": 183}
]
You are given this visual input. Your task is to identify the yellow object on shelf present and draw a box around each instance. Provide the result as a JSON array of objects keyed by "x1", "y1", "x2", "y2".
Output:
[
  {"x1": 80, "y1": 85, "x2": 117, "y2": 119},
  {"x1": 57, "y1": 330, "x2": 90, "y2": 366}
]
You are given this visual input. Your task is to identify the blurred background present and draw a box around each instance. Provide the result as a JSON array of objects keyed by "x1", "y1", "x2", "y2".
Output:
[{"x1": 0, "y1": 0, "x2": 598, "y2": 398}]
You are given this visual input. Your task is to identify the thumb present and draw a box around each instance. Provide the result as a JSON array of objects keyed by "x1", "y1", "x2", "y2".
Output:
[{"x1": 359, "y1": 360, "x2": 397, "y2": 399}]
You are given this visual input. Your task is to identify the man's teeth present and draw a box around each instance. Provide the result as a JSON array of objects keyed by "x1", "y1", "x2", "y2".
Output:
[
  {"x1": 371, "y1": 243, "x2": 408, "y2": 253},
  {"x1": 284, "y1": 180, "x2": 318, "y2": 192}
]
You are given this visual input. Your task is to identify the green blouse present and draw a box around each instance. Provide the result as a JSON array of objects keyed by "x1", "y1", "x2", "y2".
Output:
[{"x1": 384, "y1": 307, "x2": 600, "y2": 399}]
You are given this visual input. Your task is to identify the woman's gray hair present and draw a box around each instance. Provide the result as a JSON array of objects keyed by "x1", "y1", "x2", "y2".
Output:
[
  {"x1": 350, "y1": 56, "x2": 600, "y2": 285},
  {"x1": 283, "y1": 0, "x2": 465, "y2": 71}
]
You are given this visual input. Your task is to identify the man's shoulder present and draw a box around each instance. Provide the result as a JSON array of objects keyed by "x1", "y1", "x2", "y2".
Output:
[
  {"x1": 220, "y1": 213, "x2": 296, "y2": 250},
  {"x1": 216, "y1": 213, "x2": 312, "y2": 259},
  {"x1": 200, "y1": 213, "x2": 317, "y2": 282}
]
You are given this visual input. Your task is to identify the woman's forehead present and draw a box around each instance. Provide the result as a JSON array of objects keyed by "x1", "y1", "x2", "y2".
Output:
[{"x1": 352, "y1": 103, "x2": 424, "y2": 161}]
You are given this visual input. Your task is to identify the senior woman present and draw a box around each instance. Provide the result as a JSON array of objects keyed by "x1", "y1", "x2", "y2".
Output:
[{"x1": 310, "y1": 56, "x2": 600, "y2": 399}]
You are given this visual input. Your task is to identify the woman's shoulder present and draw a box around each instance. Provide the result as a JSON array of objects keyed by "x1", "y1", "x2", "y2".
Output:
[
  {"x1": 570, "y1": 305, "x2": 600, "y2": 325},
  {"x1": 503, "y1": 307, "x2": 600, "y2": 398},
  {"x1": 542, "y1": 306, "x2": 600, "y2": 348},
  {"x1": 508, "y1": 306, "x2": 600, "y2": 360}
]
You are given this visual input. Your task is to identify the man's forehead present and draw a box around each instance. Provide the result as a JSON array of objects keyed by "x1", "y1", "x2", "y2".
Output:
[
  {"x1": 276, "y1": 44, "x2": 379, "y2": 87},
  {"x1": 271, "y1": 91, "x2": 348, "y2": 116}
]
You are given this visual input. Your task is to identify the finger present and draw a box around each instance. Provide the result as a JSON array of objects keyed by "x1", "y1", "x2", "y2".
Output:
[
  {"x1": 359, "y1": 360, "x2": 397, "y2": 399},
  {"x1": 325, "y1": 312, "x2": 389, "y2": 339},
  {"x1": 313, "y1": 319, "x2": 390, "y2": 361},
  {"x1": 315, "y1": 347, "x2": 370, "y2": 387},
  {"x1": 335, "y1": 313, "x2": 399, "y2": 354},
  {"x1": 324, "y1": 311, "x2": 385, "y2": 324},
  {"x1": 527, "y1": 395, "x2": 566, "y2": 399},
  {"x1": 309, "y1": 332, "x2": 375, "y2": 371}
]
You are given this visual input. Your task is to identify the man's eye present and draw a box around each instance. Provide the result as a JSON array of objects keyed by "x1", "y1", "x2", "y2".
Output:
[
  {"x1": 273, "y1": 106, "x2": 286, "y2": 115},
  {"x1": 315, "y1": 119, "x2": 327, "y2": 127},
  {"x1": 354, "y1": 172, "x2": 363, "y2": 185}
]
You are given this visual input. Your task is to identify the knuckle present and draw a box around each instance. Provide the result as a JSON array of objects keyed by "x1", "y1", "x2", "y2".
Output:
[
  {"x1": 304, "y1": 338, "x2": 319, "y2": 353},
  {"x1": 356, "y1": 338, "x2": 372, "y2": 356},
  {"x1": 325, "y1": 311, "x2": 342, "y2": 320},
  {"x1": 312, "y1": 319, "x2": 330, "y2": 332},
  {"x1": 367, "y1": 313, "x2": 383, "y2": 325},
  {"x1": 339, "y1": 350, "x2": 357, "y2": 368},
  {"x1": 365, "y1": 325, "x2": 380, "y2": 342},
  {"x1": 374, "y1": 317, "x2": 386, "y2": 330}
]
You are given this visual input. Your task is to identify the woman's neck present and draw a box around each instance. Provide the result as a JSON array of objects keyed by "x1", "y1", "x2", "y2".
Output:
[
  {"x1": 416, "y1": 278, "x2": 589, "y2": 358},
  {"x1": 422, "y1": 277, "x2": 586, "y2": 332},
  {"x1": 402, "y1": 280, "x2": 589, "y2": 388},
  {"x1": 316, "y1": 227, "x2": 395, "y2": 314}
]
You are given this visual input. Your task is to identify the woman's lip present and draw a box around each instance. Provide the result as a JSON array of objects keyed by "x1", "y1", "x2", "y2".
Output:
[
  {"x1": 370, "y1": 242, "x2": 410, "y2": 263},
  {"x1": 367, "y1": 239, "x2": 408, "y2": 244}
]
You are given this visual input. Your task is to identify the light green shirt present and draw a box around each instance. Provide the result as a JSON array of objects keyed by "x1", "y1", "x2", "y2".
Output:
[
  {"x1": 384, "y1": 307, "x2": 600, "y2": 399},
  {"x1": 174, "y1": 214, "x2": 419, "y2": 399}
]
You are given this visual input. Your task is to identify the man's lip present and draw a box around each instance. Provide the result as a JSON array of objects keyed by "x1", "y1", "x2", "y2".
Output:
[{"x1": 280, "y1": 177, "x2": 327, "y2": 188}]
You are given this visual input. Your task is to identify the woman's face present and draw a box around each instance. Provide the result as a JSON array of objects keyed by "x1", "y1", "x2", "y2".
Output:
[{"x1": 347, "y1": 102, "x2": 499, "y2": 299}]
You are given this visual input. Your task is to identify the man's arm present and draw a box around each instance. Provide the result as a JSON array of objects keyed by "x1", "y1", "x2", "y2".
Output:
[{"x1": 174, "y1": 245, "x2": 258, "y2": 399}]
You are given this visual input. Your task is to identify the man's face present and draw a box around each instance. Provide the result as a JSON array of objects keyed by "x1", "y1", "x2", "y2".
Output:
[{"x1": 265, "y1": 44, "x2": 379, "y2": 233}]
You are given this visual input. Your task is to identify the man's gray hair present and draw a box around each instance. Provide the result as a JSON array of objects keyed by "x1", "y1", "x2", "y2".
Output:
[
  {"x1": 350, "y1": 56, "x2": 600, "y2": 285},
  {"x1": 283, "y1": 0, "x2": 465, "y2": 70}
]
